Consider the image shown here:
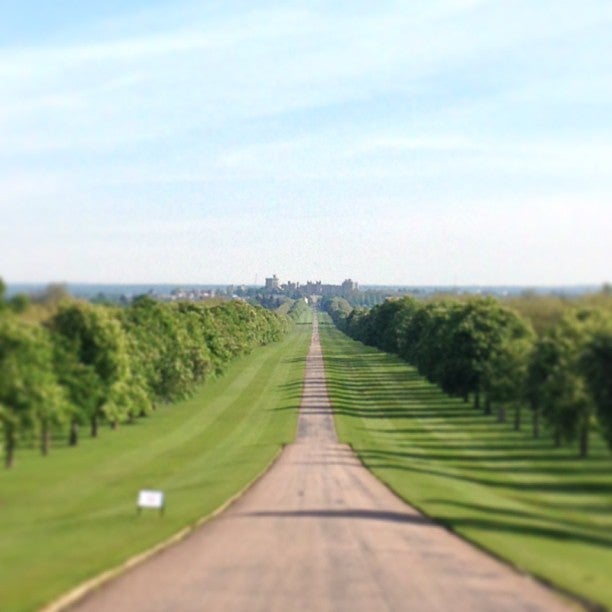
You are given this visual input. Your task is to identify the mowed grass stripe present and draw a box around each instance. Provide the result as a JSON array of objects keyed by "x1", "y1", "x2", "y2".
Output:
[
  {"x1": 0, "y1": 317, "x2": 311, "y2": 612},
  {"x1": 318, "y1": 315, "x2": 612, "y2": 610}
]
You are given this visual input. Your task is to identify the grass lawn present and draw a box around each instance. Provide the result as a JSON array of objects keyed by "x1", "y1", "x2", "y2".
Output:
[
  {"x1": 319, "y1": 315, "x2": 612, "y2": 610},
  {"x1": 0, "y1": 312, "x2": 312, "y2": 612}
]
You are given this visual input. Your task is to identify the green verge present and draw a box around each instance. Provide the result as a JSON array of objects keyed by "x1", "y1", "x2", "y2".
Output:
[
  {"x1": 0, "y1": 311, "x2": 312, "y2": 612},
  {"x1": 319, "y1": 315, "x2": 612, "y2": 610}
]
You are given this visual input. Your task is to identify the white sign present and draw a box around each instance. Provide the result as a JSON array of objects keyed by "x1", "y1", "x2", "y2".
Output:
[{"x1": 137, "y1": 489, "x2": 165, "y2": 511}]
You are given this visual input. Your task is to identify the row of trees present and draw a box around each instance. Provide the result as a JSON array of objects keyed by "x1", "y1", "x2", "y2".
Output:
[
  {"x1": 323, "y1": 295, "x2": 612, "y2": 457},
  {"x1": 280, "y1": 297, "x2": 311, "y2": 320},
  {"x1": 0, "y1": 291, "x2": 290, "y2": 468}
]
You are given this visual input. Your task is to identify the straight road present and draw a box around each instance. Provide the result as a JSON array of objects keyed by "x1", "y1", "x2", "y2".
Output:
[{"x1": 72, "y1": 317, "x2": 572, "y2": 611}]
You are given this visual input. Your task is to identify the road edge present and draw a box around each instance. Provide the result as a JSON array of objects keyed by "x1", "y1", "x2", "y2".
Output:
[
  {"x1": 41, "y1": 445, "x2": 286, "y2": 612},
  {"x1": 346, "y1": 442, "x2": 602, "y2": 612}
]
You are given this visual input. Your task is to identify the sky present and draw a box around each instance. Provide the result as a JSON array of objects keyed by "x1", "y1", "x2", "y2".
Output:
[{"x1": 1, "y1": 0, "x2": 611, "y2": 286}]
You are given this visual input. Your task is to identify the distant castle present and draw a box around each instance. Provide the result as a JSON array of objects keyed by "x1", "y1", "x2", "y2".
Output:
[{"x1": 264, "y1": 275, "x2": 358, "y2": 297}]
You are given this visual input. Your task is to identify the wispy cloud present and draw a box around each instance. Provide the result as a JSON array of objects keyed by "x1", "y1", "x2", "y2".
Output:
[{"x1": 2, "y1": 1, "x2": 610, "y2": 155}]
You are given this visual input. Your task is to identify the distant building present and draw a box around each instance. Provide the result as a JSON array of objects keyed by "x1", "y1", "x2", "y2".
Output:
[
  {"x1": 341, "y1": 279, "x2": 358, "y2": 295},
  {"x1": 282, "y1": 280, "x2": 299, "y2": 292},
  {"x1": 303, "y1": 280, "x2": 323, "y2": 296},
  {"x1": 265, "y1": 275, "x2": 280, "y2": 291},
  {"x1": 263, "y1": 274, "x2": 359, "y2": 299}
]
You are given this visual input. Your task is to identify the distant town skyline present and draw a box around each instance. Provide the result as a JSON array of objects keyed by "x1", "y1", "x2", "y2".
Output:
[{"x1": 1, "y1": 1, "x2": 611, "y2": 286}]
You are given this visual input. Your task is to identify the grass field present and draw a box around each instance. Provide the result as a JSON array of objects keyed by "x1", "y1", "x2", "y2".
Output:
[
  {"x1": 0, "y1": 311, "x2": 312, "y2": 612},
  {"x1": 319, "y1": 315, "x2": 612, "y2": 610}
]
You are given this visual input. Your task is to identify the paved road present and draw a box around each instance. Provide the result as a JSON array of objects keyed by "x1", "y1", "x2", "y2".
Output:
[{"x1": 72, "y1": 318, "x2": 572, "y2": 611}]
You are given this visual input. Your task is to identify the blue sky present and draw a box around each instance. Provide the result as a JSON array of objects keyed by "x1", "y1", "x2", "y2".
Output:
[{"x1": 1, "y1": 0, "x2": 611, "y2": 285}]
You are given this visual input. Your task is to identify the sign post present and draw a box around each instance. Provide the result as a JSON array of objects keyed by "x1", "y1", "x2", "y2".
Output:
[{"x1": 137, "y1": 490, "x2": 165, "y2": 516}]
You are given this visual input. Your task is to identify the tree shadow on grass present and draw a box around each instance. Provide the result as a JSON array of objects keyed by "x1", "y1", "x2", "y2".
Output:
[
  {"x1": 283, "y1": 357, "x2": 307, "y2": 364},
  {"x1": 361, "y1": 449, "x2": 612, "y2": 495},
  {"x1": 426, "y1": 499, "x2": 612, "y2": 537},
  {"x1": 330, "y1": 405, "x2": 468, "y2": 419},
  {"x1": 238, "y1": 508, "x2": 434, "y2": 525},
  {"x1": 320, "y1": 330, "x2": 612, "y2": 570},
  {"x1": 438, "y1": 514, "x2": 612, "y2": 549},
  {"x1": 361, "y1": 449, "x2": 587, "y2": 466}
]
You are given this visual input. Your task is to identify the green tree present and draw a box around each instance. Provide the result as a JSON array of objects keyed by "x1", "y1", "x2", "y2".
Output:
[
  {"x1": 8, "y1": 294, "x2": 30, "y2": 313},
  {"x1": 384, "y1": 297, "x2": 419, "y2": 357},
  {"x1": 119, "y1": 297, "x2": 197, "y2": 403},
  {"x1": 49, "y1": 303, "x2": 130, "y2": 443},
  {"x1": 581, "y1": 319, "x2": 612, "y2": 448},
  {"x1": 401, "y1": 299, "x2": 493, "y2": 407},
  {"x1": 445, "y1": 299, "x2": 532, "y2": 417},
  {"x1": 0, "y1": 316, "x2": 66, "y2": 466},
  {"x1": 525, "y1": 336, "x2": 557, "y2": 438},
  {"x1": 363, "y1": 298, "x2": 416, "y2": 353},
  {"x1": 530, "y1": 310, "x2": 599, "y2": 457},
  {"x1": 321, "y1": 296, "x2": 353, "y2": 331},
  {"x1": 487, "y1": 319, "x2": 534, "y2": 428}
]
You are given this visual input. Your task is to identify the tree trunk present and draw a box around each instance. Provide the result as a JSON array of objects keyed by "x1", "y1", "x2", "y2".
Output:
[
  {"x1": 5, "y1": 425, "x2": 15, "y2": 469},
  {"x1": 111, "y1": 420, "x2": 118, "y2": 430},
  {"x1": 554, "y1": 427, "x2": 561, "y2": 448},
  {"x1": 473, "y1": 392, "x2": 480, "y2": 410},
  {"x1": 484, "y1": 396, "x2": 492, "y2": 415},
  {"x1": 514, "y1": 406, "x2": 521, "y2": 431},
  {"x1": 41, "y1": 420, "x2": 50, "y2": 455},
  {"x1": 533, "y1": 408, "x2": 540, "y2": 438},
  {"x1": 69, "y1": 419, "x2": 79, "y2": 446},
  {"x1": 463, "y1": 393, "x2": 469, "y2": 403},
  {"x1": 497, "y1": 406, "x2": 506, "y2": 423},
  {"x1": 579, "y1": 421, "x2": 589, "y2": 458},
  {"x1": 91, "y1": 413, "x2": 99, "y2": 438}
]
